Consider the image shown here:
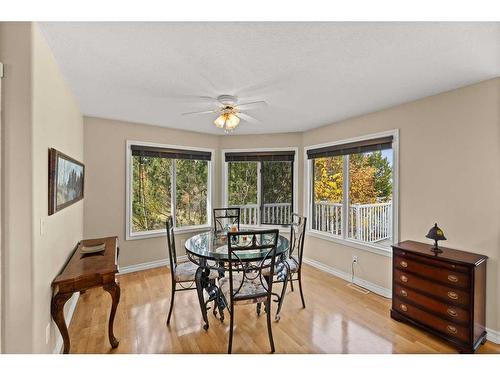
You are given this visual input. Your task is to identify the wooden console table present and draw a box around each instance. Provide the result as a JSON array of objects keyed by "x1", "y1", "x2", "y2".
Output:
[{"x1": 51, "y1": 236, "x2": 120, "y2": 354}]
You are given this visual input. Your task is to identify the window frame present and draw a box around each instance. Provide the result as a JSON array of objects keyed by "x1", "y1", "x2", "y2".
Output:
[
  {"x1": 126, "y1": 140, "x2": 215, "y2": 240},
  {"x1": 303, "y1": 130, "x2": 399, "y2": 256},
  {"x1": 221, "y1": 147, "x2": 299, "y2": 230}
]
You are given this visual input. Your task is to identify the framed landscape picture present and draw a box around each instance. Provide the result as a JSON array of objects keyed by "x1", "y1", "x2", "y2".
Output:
[{"x1": 48, "y1": 148, "x2": 85, "y2": 215}]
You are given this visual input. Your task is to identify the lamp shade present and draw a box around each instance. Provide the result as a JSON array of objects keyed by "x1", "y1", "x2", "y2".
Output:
[{"x1": 426, "y1": 223, "x2": 446, "y2": 241}]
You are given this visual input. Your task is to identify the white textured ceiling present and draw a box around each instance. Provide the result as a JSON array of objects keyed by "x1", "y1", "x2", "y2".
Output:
[{"x1": 39, "y1": 22, "x2": 500, "y2": 135}]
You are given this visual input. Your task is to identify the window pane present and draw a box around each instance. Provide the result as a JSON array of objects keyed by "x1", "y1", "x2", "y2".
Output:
[
  {"x1": 312, "y1": 156, "x2": 343, "y2": 235},
  {"x1": 175, "y1": 159, "x2": 208, "y2": 227},
  {"x1": 348, "y1": 150, "x2": 393, "y2": 245},
  {"x1": 228, "y1": 162, "x2": 258, "y2": 225},
  {"x1": 261, "y1": 161, "x2": 293, "y2": 225},
  {"x1": 132, "y1": 156, "x2": 172, "y2": 233}
]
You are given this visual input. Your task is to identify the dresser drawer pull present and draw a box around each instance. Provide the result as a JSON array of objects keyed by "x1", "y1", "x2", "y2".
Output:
[
  {"x1": 400, "y1": 289, "x2": 408, "y2": 297},
  {"x1": 400, "y1": 304, "x2": 408, "y2": 312},
  {"x1": 447, "y1": 308, "x2": 458, "y2": 317},
  {"x1": 400, "y1": 275, "x2": 408, "y2": 283},
  {"x1": 447, "y1": 325, "x2": 458, "y2": 334},
  {"x1": 447, "y1": 275, "x2": 459, "y2": 283},
  {"x1": 400, "y1": 261, "x2": 408, "y2": 268},
  {"x1": 447, "y1": 291, "x2": 459, "y2": 300}
]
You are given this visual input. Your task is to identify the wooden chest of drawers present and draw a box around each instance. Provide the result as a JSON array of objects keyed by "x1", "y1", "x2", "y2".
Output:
[{"x1": 391, "y1": 240, "x2": 487, "y2": 353}]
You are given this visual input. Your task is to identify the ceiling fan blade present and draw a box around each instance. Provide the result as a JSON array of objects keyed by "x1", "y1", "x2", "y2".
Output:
[
  {"x1": 181, "y1": 109, "x2": 217, "y2": 116},
  {"x1": 236, "y1": 101, "x2": 268, "y2": 110},
  {"x1": 237, "y1": 112, "x2": 261, "y2": 124}
]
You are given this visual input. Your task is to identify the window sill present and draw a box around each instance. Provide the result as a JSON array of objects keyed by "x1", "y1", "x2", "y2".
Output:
[
  {"x1": 127, "y1": 225, "x2": 212, "y2": 241},
  {"x1": 305, "y1": 230, "x2": 392, "y2": 257}
]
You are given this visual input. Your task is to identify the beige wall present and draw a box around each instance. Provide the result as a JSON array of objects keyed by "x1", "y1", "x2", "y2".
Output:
[
  {"x1": 0, "y1": 22, "x2": 34, "y2": 353},
  {"x1": 302, "y1": 78, "x2": 500, "y2": 332},
  {"x1": 31, "y1": 24, "x2": 84, "y2": 353},
  {"x1": 0, "y1": 23, "x2": 84, "y2": 353},
  {"x1": 83, "y1": 117, "x2": 220, "y2": 267}
]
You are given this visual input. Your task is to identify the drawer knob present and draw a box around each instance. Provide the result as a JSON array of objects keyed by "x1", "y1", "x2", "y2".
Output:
[
  {"x1": 400, "y1": 289, "x2": 408, "y2": 297},
  {"x1": 447, "y1": 325, "x2": 458, "y2": 334},
  {"x1": 447, "y1": 308, "x2": 458, "y2": 317},
  {"x1": 447, "y1": 275, "x2": 459, "y2": 283},
  {"x1": 400, "y1": 304, "x2": 408, "y2": 312},
  {"x1": 447, "y1": 291, "x2": 459, "y2": 300},
  {"x1": 400, "y1": 261, "x2": 408, "y2": 268},
  {"x1": 400, "y1": 275, "x2": 408, "y2": 283}
]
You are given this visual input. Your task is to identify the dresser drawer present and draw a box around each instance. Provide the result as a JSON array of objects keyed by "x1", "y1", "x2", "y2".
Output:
[
  {"x1": 393, "y1": 297, "x2": 470, "y2": 344},
  {"x1": 393, "y1": 284, "x2": 470, "y2": 324},
  {"x1": 393, "y1": 248, "x2": 470, "y2": 273},
  {"x1": 394, "y1": 269, "x2": 470, "y2": 307},
  {"x1": 394, "y1": 255, "x2": 470, "y2": 289}
]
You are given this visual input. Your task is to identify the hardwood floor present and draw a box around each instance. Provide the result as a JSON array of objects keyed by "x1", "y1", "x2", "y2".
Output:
[{"x1": 67, "y1": 264, "x2": 500, "y2": 354}]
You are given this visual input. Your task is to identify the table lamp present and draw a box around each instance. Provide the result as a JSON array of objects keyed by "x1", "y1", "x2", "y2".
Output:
[{"x1": 426, "y1": 223, "x2": 446, "y2": 254}]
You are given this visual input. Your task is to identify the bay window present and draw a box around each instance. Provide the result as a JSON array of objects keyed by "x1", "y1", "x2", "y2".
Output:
[
  {"x1": 127, "y1": 142, "x2": 213, "y2": 239},
  {"x1": 306, "y1": 131, "x2": 398, "y2": 252}
]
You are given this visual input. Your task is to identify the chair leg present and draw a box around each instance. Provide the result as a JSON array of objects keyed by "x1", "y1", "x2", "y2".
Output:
[
  {"x1": 256, "y1": 302, "x2": 262, "y2": 316},
  {"x1": 265, "y1": 299, "x2": 275, "y2": 353},
  {"x1": 298, "y1": 271, "x2": 306, "y2": 308},
  {"x1": 167, "y1": 282, "x2": 176, "y2": 325},
  {"x1": 228, "y1": 304, "x2": 234, "y2": 354},
  {"x1": 275, "y1": 276, "x2": 288, "y2": 321},
  {"x1": 289, "y1": 277, "x2": 294, "y2": 292}
]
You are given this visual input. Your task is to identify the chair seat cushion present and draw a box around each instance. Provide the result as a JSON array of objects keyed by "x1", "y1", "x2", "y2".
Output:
[
  {"x1": 219, "y1": 273, "x2": 269, "y2": 305},
  {"x1": 174, "y1": 262, "x2": 218, "y2": 282},
  {"x1": 262, "y1": 256, "x2": 299, "y2": 276}
]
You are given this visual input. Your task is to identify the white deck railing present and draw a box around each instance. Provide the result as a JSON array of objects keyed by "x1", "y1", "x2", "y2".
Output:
[
  {"x1": 234, "y1": 203, "x2": 292, "y2": 226},
  {"x1": 232, "y1": 201, "x2": 392, "y2": 243},
  {"x1": 314, "y1": 201, "x2": 392, "y2": 243}
]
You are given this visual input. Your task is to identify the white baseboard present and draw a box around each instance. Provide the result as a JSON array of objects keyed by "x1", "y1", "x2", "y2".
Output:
[
  {"x1": 303, "y1": 257, "x2": 392, "y2": 298},
  {"x1": 118, "y1": 255, "x2": 188, "y2": 275},
  {"x1": 53, "y1": 292, "x2": 80, "y2": 354},
  {"x1": 486, "y1": 327, "x2": 500, "y2": 344},
  {"x1": 303, "y1": 256, "x2": 500, "y2": 345}
]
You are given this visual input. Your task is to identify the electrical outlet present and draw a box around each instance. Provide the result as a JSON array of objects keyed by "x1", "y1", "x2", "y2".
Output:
[
  {"x1": 45, "y1": 323, "x2": 51, "y2": 344},
  {"x1": 352, "y1": 255, "x2": 358, "y2": 263}
]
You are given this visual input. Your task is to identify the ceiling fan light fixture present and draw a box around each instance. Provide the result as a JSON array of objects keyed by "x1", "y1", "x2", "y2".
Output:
[{"x1": 213, "y1": 112, "x2": 240, "y2": 131}]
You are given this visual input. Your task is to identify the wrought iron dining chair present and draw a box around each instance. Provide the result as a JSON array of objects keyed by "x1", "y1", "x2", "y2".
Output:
[
  {"x1": 219, "y1": 229, "x2": 279, "y2": 354},
  {"x1": 166, "y1": 216, "x2": 217, "y2": 325},
  {"x1": 262, "y1": 213, "x2": 307, "y2": 320},
  {"x1": 213, "y1": 207, "x2": 240, "y2": 233}
]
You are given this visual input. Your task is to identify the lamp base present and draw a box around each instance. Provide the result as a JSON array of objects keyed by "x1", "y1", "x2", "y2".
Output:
[{"x1": 430, "y1": 246, "x2": 443, "y2": 255}]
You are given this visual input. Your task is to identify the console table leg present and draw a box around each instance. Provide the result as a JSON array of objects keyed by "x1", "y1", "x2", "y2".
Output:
[
  {"x1": 103, "y1": 281, "x2": 120, "y2": 349},
  {"x1": 51, "y1": 292, "x2": 73, "y2": 354}
]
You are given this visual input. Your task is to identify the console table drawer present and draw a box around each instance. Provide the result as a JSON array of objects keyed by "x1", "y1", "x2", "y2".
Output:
[
  {"x1": 394, "y1": 284, "x2": 470, "y2": 324},
  {"x1": 394, "y1": 269, "x2": 469, "y2": 307},
  {"x1": 393, "y1": 297, "x2": 469, "y2": 344},
  {"x1": 394, "y1": 255, "x2": 470, "y2": 288}
]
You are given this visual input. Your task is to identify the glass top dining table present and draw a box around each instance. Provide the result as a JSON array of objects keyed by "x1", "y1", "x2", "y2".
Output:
[{"x1": 184, "y1": 230, "x2": 290, "y2": 262}]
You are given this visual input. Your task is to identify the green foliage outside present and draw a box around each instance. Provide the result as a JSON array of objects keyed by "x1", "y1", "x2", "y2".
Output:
[
  {"x1": 228, "y1": 162, "x2": 257, "y2": 205},
  {"x1": 132, "y1": 156, "x2": 208, "y2": 232}
]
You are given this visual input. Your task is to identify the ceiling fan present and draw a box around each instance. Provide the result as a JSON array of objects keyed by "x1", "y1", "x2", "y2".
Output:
[{"x1": 181, "y1": 94, "x2": 267, "y2": 133}]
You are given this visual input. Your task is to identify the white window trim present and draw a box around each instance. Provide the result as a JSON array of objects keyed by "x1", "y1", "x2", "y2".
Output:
[
  {"x1": 303, "y1": 129, "x2": 399, "y2": 257},
  {"x1": 221, "y1": 146, "x2": 299, "y2": 230},
  {"x1": 126, "y1": 140, "x2": 215, "y2": 241}
]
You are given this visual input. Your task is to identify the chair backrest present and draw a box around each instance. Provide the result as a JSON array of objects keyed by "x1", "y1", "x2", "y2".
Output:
[
  {"x1": 227, "y1": 229, "x2": 279, "y2": 303},
  {"x1": 289, "y1": 213, "x2": 307, "y2": 267},
  {"x1": 213, "y1": 207, "x2": 241, "y2": 232},
  {"x1": 166, "y1": 216, "x2": 177, "y2": 270}
]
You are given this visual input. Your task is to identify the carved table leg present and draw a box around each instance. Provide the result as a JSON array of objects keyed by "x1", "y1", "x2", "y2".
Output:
[
  {"x1": 103, "y1": 281, "x2": 120, "y2": 348},
  {"x1": 51, "y1": 292, "x2": 73, "y2": 354}
]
